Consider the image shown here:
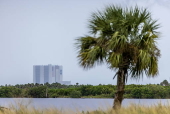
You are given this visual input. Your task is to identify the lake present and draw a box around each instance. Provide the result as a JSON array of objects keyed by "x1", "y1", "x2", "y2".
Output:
[{"x1": 0, "y1": 98, "x2": 170, "y2": 111}]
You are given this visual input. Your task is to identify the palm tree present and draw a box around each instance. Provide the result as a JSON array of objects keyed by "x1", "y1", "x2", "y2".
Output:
[{"x1": 75, "y1": 5, "x2": 160, "y2": 109}]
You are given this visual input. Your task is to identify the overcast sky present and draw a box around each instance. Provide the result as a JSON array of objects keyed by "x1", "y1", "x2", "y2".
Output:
[{"x1": 0, "y1": 0, "x2": 169, "y2": 85}]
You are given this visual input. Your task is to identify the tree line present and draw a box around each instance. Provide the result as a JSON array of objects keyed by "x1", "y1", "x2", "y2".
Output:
[{"x1": 0, "y1": 80, "x2": 170, "y2": 98}]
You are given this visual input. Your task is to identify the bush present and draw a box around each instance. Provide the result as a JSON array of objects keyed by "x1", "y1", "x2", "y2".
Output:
[{"x1": 70, "y1": 90, "x2": 82, "y2": 98}]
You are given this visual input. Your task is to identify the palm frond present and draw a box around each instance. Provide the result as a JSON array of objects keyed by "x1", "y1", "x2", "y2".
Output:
[{"x1": 75, "y1": 5, "x2": 160, "y2": 80}]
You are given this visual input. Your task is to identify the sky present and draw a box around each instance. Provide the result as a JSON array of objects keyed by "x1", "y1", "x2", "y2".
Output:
[{"x1": 0, "y1": 0, "x2": 170, "y2": 85}]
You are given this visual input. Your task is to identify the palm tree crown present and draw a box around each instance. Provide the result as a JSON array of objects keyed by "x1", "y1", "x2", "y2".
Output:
[{"x1": 76, "y1": 5, "x2": 160, "y2": 80}]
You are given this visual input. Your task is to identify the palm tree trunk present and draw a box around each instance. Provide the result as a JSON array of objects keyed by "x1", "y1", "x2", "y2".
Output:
[{"x1": 113, "y1": 68, "x2": 126, "y2": 109}]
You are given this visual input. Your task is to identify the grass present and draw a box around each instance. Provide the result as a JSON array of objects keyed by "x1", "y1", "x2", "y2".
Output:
[{"x1": 1, "y1": 101, "x2": 170, "y2": 114}]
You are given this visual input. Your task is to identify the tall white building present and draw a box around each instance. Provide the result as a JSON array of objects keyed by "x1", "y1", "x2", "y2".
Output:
[{"x1": 33, "y1": 64, "x2": 70, "y2": 85}]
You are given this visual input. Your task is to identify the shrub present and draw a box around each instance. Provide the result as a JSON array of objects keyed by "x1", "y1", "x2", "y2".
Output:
[{"x1": 70, "y1": 90, "x2": 82, "y2": 98}]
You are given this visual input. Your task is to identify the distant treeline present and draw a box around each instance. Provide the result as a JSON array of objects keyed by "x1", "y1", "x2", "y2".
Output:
[{"x1": 0, "y1": 80, "x2": 170, "y2": 98}]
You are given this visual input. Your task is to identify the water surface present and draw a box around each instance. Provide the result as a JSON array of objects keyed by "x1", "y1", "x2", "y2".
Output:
[{"x1": 0, "y1": 98, "x2": 169, "y2": 111}]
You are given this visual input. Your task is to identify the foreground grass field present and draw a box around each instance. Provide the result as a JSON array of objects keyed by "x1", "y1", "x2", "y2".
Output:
[{"x1": 1, "y1": 102, "x2": 170, "y2": 114}]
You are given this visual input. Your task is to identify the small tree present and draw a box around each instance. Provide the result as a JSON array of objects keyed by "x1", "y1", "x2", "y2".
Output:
[
  {"x1": 70, "y1": 90, "x2": 82, "y2": 98},
  {"x1": 160, "y1": 80, "x2": 169, "y2": 86},
  {"x1": 75, "y1": 5, "x2": 160, "y2": 109}
]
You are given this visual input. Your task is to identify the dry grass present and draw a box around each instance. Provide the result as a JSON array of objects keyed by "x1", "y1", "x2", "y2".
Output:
[{"x1": 1, "y1": 101, "x2": 170, "y2": 114}]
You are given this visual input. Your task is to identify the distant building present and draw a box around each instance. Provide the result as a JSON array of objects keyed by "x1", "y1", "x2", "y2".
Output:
[{"x1": 33, "y1": 64, "x2": 71, "y2": 85}]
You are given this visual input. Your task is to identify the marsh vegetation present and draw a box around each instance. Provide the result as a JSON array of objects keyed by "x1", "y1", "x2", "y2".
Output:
[{"x1": 0, "y1": 102, "x2": 170, "y2": 114}]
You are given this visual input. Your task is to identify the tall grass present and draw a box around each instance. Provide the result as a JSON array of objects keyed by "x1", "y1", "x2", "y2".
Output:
[{"x1": 1, "y1": 102, "x2": 170, "y2": 114}]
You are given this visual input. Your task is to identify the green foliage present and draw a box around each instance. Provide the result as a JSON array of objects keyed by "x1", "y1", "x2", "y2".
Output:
[
  {"x1": 1, "y1": 82, "x2": 170, "y2": 99},
  {"x1": 49, "y1": 93, "x2": 59, "y2": 98},
  {"x1": 70, "y1": 90, "x2": 82, "y2": 98},
  {"x1": 0, "y1": 87, "x2": 22, "y2": 97},
  {"x1": 160, "y1": 80, "x2": 169, "y2": 86},
  {"x1": 75, "y1": 5, "x2": 160, "y2": 79},
  {"x1": 27, "y1": 86, "x2": 47, "y2": 98},
  {"x1": 80, "y1": 85, "x2": 93, "y2": 96},
  {"x1": 131, "y1": 87, "x2": 142, "y2": 98},
  {"x1": 75, "y1": 5, "x2": 161, "y2": 108}
]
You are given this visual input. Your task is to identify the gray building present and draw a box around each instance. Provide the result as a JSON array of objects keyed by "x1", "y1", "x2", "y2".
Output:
[{"x1": 33, "y1": 64, "x2": 71, "y2": 85}]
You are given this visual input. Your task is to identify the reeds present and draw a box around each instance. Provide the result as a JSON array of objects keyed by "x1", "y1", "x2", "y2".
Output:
[{"x1": 1, "y1": 102, "x2": 170, "y2": 114}]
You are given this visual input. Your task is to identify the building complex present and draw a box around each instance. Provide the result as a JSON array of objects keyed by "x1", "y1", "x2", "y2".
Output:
[{"x1": 33, "y1": 64, "x2": 71, "y2": 85}]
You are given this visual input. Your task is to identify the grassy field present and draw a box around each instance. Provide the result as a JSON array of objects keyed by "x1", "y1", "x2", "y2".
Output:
[{"x1": 1, "y1": 102, "x2": 170, "y2": 114}]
